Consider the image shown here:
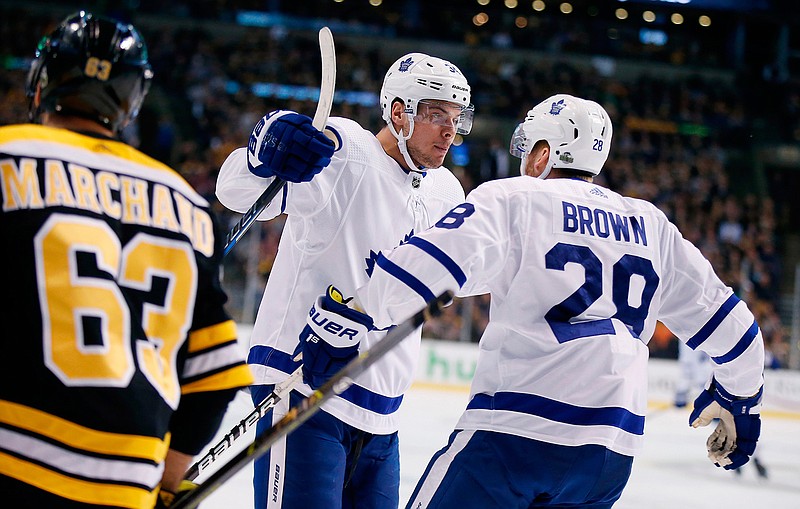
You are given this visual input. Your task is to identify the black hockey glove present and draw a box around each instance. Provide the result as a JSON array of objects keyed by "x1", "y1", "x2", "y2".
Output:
[{"x1": 154, "y1": 480, "x2": 198, "y2": 508}]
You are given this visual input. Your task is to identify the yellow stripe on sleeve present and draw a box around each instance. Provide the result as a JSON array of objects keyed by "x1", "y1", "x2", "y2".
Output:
[
  {"x1": 0, "y1": 451, "x2": 157, "y2": 509},
  {"x1": 187, "y1": 320, "x2": 238, "y2": 353},
  {"x1": 0, "y1": 400, "x2": 168, "y2": 462},
  {"x1": 181, "y1": 364, "x2": 254, "y2": 395}
]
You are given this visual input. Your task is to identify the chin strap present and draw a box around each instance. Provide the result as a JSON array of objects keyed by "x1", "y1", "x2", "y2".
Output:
[
  {"x1": 389, "y1": 115, "x2": 426, "y2": 172},
  {"x1": 537, "y1": 160, "x2": 554, "y2": 179}
]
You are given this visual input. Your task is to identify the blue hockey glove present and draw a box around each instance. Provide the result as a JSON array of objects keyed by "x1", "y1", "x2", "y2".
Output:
[
  {"x1": 247, "y1": 110, "x2": 334, "y2": 183},
  {"x1": 689, "y1": 378, "x2": 763, "y2": 470},
  {"x1": 296, "y1": 285, "x2": 374, "y2": 389}
]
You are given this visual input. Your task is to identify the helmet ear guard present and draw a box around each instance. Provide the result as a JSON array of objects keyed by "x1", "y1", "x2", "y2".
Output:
[
  {"x1": 510, "y1": 94, "x2": 613, "y2": 178},
  {"x1": 26, "y1": 10, "x2": 153, "y2": 135}
]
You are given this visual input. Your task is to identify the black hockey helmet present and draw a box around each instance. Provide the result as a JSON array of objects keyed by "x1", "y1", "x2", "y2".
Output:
[{"x1": 26, "y1": 11, "x2": 153, "y2": 134}]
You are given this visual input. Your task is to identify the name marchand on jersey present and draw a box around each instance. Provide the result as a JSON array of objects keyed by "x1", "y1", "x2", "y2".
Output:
[{"x1": 0, "y1": 124, "x2": 214, "y2": 257}]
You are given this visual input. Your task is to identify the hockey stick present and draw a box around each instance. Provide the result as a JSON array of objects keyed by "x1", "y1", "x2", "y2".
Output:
[
  {"x1": 223, "y1": 26, "x2": 336, "y2": 257},
  {"x1": 184, "y1": 26, "x2": 337, "y2": 479},
  {"x1": 172, "y1": 290, "x2": 454, "y2": 509},
  {"x1": 182, "y1": 365, "x2": 303, "y2": 482}
]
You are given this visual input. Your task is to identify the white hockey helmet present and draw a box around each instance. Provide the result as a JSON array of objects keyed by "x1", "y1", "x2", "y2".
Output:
[
  {"x1": 380, "y1": 52, "x2": 473, "y2": 134},
  {"x1": 510, "y1": 94, "x2": 612, "y2": 179},
  {"x1": 380, "y1": 53, "x2": 473, "y2": 171}
]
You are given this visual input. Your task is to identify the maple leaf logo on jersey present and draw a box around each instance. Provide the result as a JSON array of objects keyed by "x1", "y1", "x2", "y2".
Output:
[
  {"x1": 400, "y1": 230, "x2": 415, "y2": 245},
  {"x1": 398, "y1": 57, "x2": 414, "y2": 72},
  {"x1": 550, "y1": 99, "x2": 566, "y2": 115},
  {"x1": 364, "y1": 230, "x2": 415, "y2": 277},
  {"x1": 365, "y1": 250, "x2": 380, "y2": 277}
]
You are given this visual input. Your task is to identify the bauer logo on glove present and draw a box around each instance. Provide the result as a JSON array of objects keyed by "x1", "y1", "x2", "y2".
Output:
[
  {"x1": 308, "y1": 303, "x2": 362, "y2": 341},
  {"x1": 296, "y1": 285, "x2": 375, "y2": 389},
  {"x1": 247, "y1": 110, "x2": 335, "y2": 183}
]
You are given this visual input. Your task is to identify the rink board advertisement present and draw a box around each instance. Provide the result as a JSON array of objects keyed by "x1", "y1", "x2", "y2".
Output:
[
  {"x1": 235, "y1": 325, "x2": 799, "y2": 415},
  {"x1": 415, "y1": 338, "x2": 800, "y2": 416}
]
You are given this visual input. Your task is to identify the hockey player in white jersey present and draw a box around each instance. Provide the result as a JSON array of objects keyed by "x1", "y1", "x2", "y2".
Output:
[
  {"x1": 346, "y1": 94, "x2": 765, "y2": 508},
  {"x1": 215, "y1": 53, "x2": 473, "y2": 508}
]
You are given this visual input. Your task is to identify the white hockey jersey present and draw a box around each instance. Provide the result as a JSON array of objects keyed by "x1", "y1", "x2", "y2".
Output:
[
  {"x1": 216, "y1": 117, "x2": 465, "y2": 434},
  {"x1": 357, "y1": 176, "x2": 765, "y2": 456}
]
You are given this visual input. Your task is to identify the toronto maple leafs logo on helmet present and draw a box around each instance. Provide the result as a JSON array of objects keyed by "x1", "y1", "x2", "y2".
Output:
[
  {"x1": 398, "y1": 57, "x2": 414, "y2": 72},
  {"x1": 550, "y1": 99, "x2": 566, "y2": 115},
  {"x1": 513, "y1": 94, "x2": 612, "y2": 178}
]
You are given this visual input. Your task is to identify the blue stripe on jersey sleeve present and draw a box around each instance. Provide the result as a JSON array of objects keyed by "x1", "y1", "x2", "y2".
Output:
[
  {"x1": 407, "y1": 236, "x2": 467, "y2": 287},
  {"x1": 248, "y1": 345, "x2": 403, "y2": 415},
  {"x1": 375, "y1": 253, "x2": 436, "y2": 302},
  {"x1": 686, "y1": 293, "x2": 740, "y2": 349},
  {"x1": 712, "y1": 320, "x2": 759, "y2": 365},
  {"x1": 467, "y1": 392, "x2": 645, "y2": 435}
]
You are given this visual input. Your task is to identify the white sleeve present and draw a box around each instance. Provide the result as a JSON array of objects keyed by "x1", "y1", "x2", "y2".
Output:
[
  {"x1": 657, "y1": 219, "x2": 764, "y2": 397},
  {"x1": 215, "y1": 147, "x2": 281, "y2": 219},
  {"x1": 357, "y1": 182, "x2": 510, "y2": 328}
]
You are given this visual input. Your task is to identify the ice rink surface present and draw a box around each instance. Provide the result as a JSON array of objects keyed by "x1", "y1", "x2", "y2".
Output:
[{"x1": 192, "y1": 383, "x2": 800, "y2": 509}]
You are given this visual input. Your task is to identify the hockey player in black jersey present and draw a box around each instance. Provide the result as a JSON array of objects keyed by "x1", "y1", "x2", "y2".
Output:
[{"x1": 0, "y1": 11, "x2": 253, "y2": 508}]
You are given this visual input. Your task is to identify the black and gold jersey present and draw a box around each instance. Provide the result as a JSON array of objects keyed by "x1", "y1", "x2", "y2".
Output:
[{"x1": 0, "y1": 124, "x2": 253, "y2": 508}]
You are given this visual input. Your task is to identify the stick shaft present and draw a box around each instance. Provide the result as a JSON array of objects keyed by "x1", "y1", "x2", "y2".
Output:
[
  {"x1": 222, "y1": 26, "x2": 336, "y2": 257},
  {"x1": 172, "y1": 291, "x2": 453, "y2": 509},
  {"x1": 183, "y1": 366, "x2": 303, "y2": 481}
]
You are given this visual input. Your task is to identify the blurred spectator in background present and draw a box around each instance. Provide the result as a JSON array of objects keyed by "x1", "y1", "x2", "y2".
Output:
[{"x1": 0, "y1": 2, "x2": 794, "y2": 368}]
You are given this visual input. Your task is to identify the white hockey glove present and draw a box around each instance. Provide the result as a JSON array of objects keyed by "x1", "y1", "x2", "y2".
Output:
[
  {"x1": 689, "y1": 377, "x2": 763, "y2": 470},
  {"x1": 295, "y1": 285, "x2": 374, "y2": 389},
  {"x1": 247, "y1": 110, "x2": 334, "y2": 183}
]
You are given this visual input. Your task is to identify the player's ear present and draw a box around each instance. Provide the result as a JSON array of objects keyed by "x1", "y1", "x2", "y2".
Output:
[
  {"x1": 532, "y1": 144, "x2": 550, "y2": 177},
  {"x1": 390, "y1": 99, "x2": 408, "y2": 133}
]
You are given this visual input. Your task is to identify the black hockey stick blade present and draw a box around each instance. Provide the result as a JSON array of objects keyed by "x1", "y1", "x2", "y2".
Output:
[{"x1": 171, "y1": 290, "x2": 454, "y2": 509}]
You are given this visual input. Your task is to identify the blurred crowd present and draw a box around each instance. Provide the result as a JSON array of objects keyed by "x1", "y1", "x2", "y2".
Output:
[{"x1": 1, "y1": 3, "x2": 796, "y2": 368}]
